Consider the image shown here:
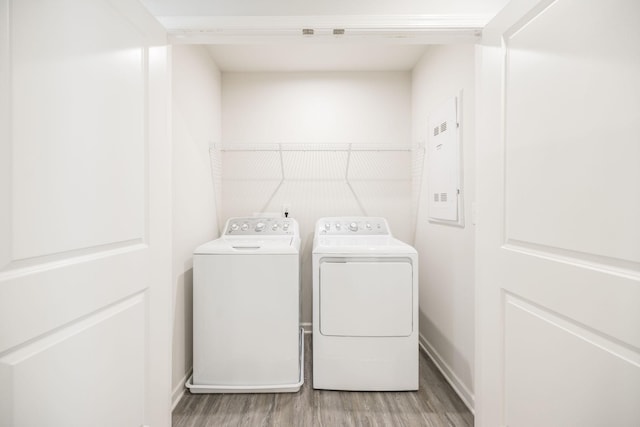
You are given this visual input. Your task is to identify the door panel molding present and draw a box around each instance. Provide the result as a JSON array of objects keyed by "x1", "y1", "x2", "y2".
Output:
[
  {"x1": 500, "y1": 245, "x2": 640, "y2": 349},
  {"x1": 0, "y1": 248, "x2": 147, "y2": 353},
  {"x1": 502, "y1": 0, "x2": 640, "y2": 264},
  {"x1": 0, "y1": 291, "x2": 145, "y2": 363},
  {"x1": 503, "y1": 240, "x2": 640, "y2": 278},
  {"x1": 2, "y1": 239, "x2": 146, "y2": 272},
  {"x1": 505, "y1": 293, "x2": 640, "y2": 363},
  {"x1": 504, "y1": 294, "x2": 640, "y2": 426},
  {"x1": 0, "y1": 292, "x2": 147, "y2": 427}
]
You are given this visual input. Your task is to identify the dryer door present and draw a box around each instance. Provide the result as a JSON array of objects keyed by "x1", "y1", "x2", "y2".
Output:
[{"x1": 319, "y1": 260, "x2": 413, "y2": 337}]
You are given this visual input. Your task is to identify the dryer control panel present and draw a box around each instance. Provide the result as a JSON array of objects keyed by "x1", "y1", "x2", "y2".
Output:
[
  {"x1": 225, "y1": 217, "x2": 297, "y2": 236},
  {"x1": 316, "y1": 217, "x2": 390, "y2": 236}
]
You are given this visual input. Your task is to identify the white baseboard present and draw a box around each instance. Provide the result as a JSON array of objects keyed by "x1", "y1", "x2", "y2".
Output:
[
  {"x1": 172, "y1": 368, "x2": 192, "y2": 411},
  {"x1": 419, "y1": 333, "x2": 475, "y2": 413}
]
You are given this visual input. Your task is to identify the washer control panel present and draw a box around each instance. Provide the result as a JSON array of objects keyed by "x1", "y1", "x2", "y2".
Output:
[
  {"x1": 225, "y1": 217, "x2": 297, "y2": 235},
  {"x1": 317, "y1": 217, "x2": 390, "y2": 236}
]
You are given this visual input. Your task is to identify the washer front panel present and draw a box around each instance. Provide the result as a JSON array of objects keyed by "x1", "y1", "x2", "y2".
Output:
[{"x1": 193, "y1": 252, "x2": 300, "y2": 387}]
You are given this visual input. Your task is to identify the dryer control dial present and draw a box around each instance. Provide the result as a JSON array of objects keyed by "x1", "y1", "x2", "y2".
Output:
[{"x1": 317, "y1": 217, "x2": 389, "y2": 236}]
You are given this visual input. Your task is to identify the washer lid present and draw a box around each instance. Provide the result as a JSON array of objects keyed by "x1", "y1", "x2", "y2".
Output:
[
  {"x1": 195, "y1": 216, "x2": 301, "y2": 255},
  {"x1": 194, "y1": 236, "x2": 299, "y2": 255}
]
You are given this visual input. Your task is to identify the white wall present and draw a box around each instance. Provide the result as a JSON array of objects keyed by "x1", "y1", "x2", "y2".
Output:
[
  {"x1": 222, "y1": 72, "x2": 411, "y2": 145},
  {"x1": 171, "y1": 45, "x2": 222, "y2": 404},
  {"x1": 221, "y1": 72, "x2": 413, "y2": 326},
  {"x1": 412, "y1": 45, "x2": 476, "y2": 409}
]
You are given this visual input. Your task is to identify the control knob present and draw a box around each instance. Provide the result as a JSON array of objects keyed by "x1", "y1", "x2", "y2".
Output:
[
  {"x1": 230, "y1": 223, "x2": 239, "y2": 231},
  {"x1": 255, "y1": 222, "x2": 265, "y2": 231},
  {"x1": 349, "y1": 222, "x2": 358, "y2": 232},
  {"x1": 241, "y1": 223, "x2": 249, "y2": 231}
]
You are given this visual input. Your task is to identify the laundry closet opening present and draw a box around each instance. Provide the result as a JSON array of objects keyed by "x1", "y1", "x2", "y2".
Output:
[{"x1": 171, "y1": 30, "x2": 478, "y2": 411}]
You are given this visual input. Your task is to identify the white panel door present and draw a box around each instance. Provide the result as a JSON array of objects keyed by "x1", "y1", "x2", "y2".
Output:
[
  {"x1": 476, "y1": 0, "x2": 640, "y2": 426},
  {"x1": 0, "y1": 1, "x2": 171, "y2": 426}
]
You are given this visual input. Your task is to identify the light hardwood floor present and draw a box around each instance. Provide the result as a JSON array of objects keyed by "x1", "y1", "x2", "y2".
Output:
[{"x1": 173, "y1": 336, "x2": 473, "y2": 427}]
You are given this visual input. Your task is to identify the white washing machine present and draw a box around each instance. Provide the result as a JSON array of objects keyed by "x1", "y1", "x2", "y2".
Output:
[
  {"x1": 186, "y1": 217, "x2": 303, "y2": 393},
  {"x1": 312, "y1": 217, "x2": 418, "y2": 391}
]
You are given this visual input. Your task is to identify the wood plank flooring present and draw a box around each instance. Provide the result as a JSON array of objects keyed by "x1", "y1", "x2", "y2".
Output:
[{"x1": 173, "y1": 335, "x2": 473, "y2": 427}]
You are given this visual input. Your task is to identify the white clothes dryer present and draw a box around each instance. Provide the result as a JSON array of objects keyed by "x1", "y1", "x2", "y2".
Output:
[
  {"x1": 187, "y1": 217, "x2": 303, "y2": 393},
  {"x1": 312, "y1": 217, "x2": 418, "y2": 391}
]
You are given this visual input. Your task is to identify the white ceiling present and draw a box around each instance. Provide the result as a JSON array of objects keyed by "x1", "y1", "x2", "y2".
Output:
[{"x1": 140, "y1": 0, "x2": 509, "y2": 72}]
